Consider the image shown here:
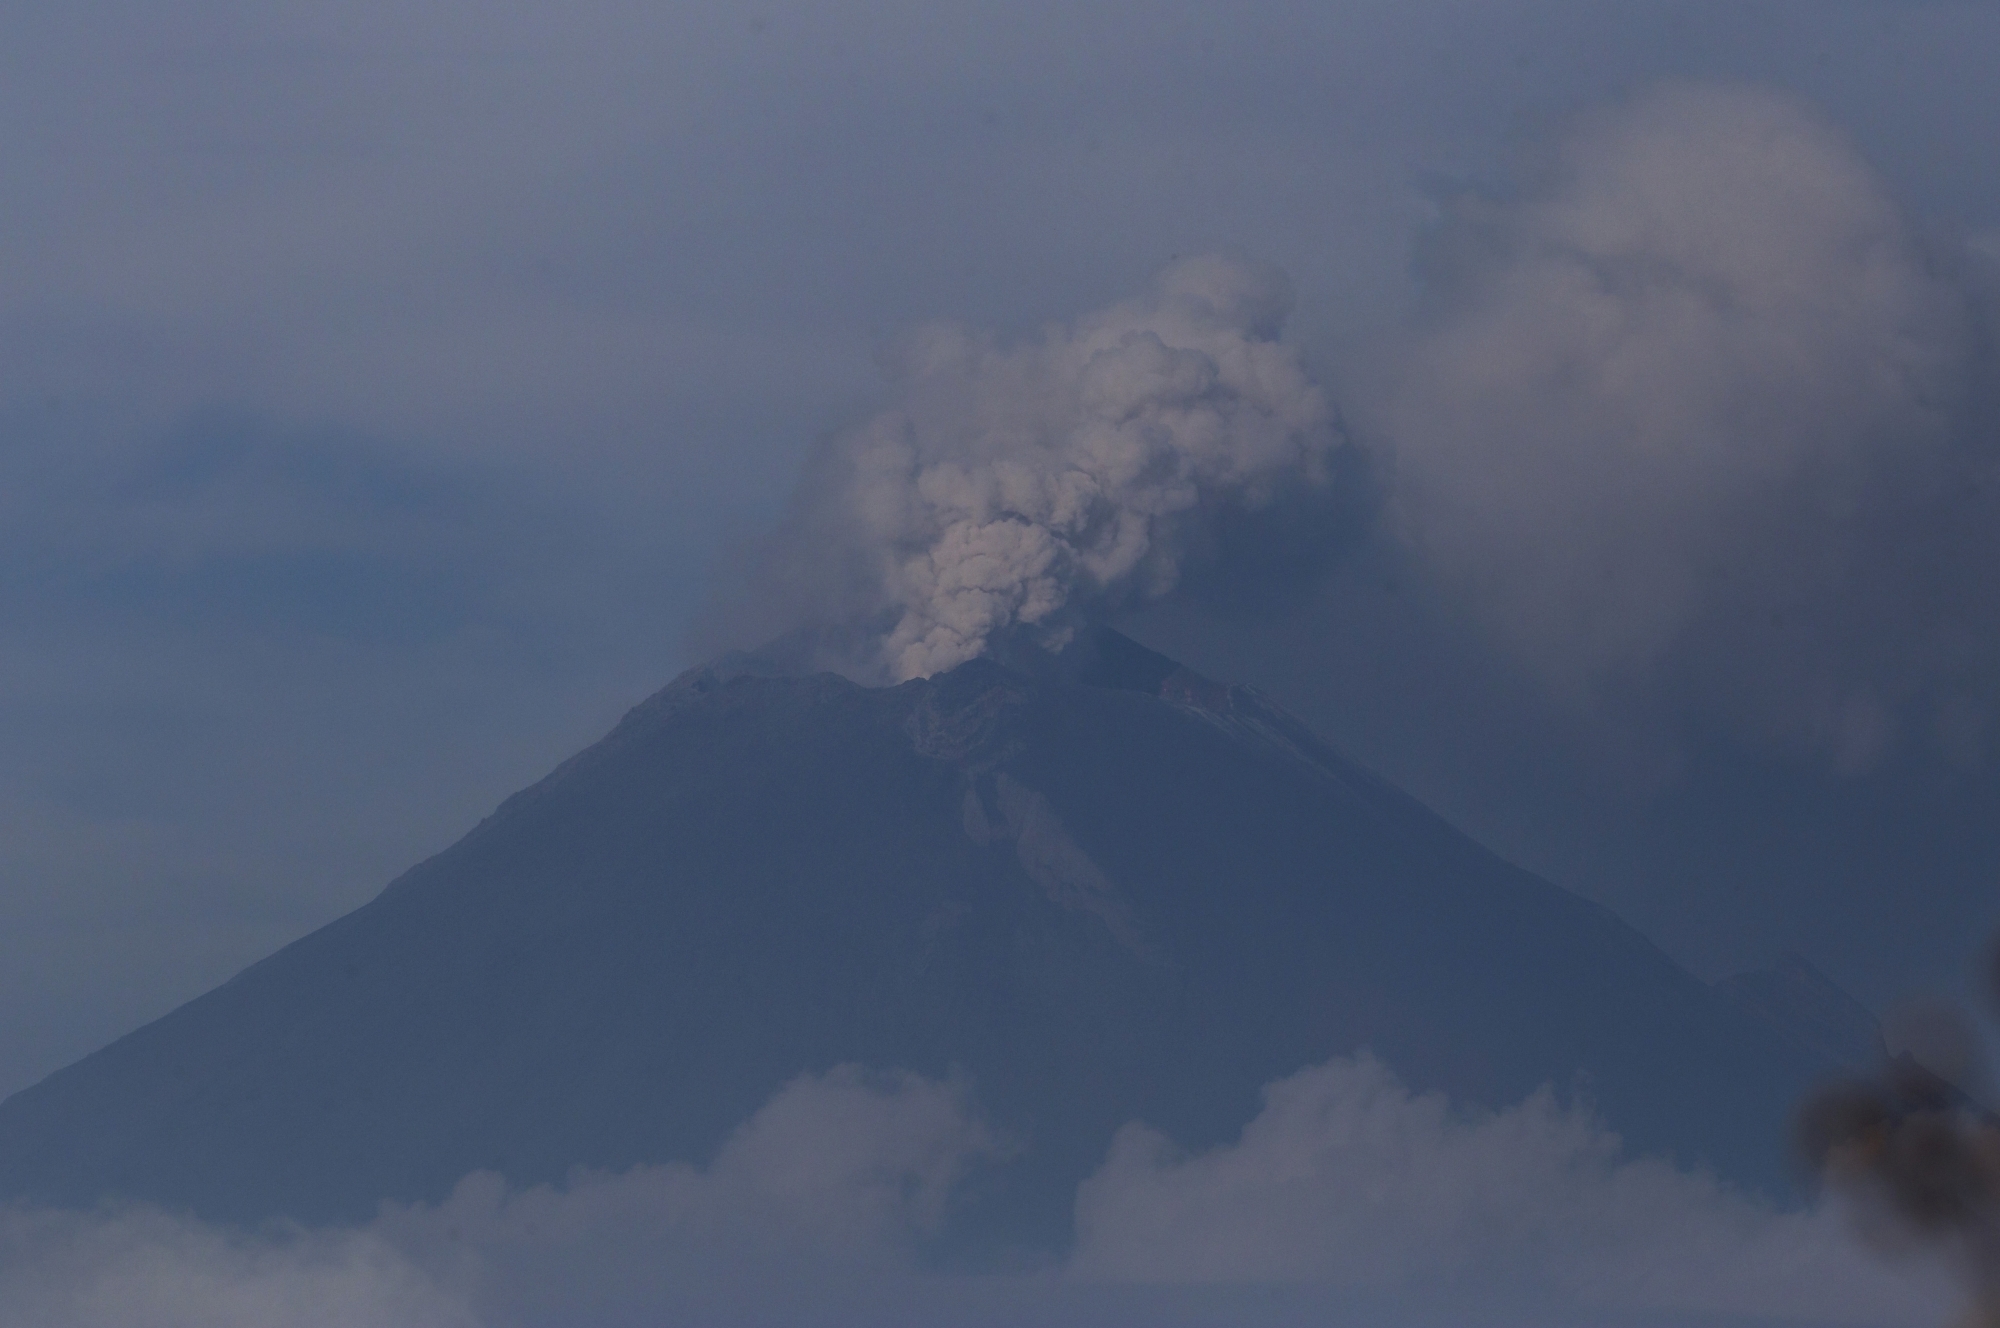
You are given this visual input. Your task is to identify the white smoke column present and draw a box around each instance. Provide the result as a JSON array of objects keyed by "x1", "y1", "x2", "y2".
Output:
[{"x1": 798, "y1": 256, "x2": 1344, "y2": 681}]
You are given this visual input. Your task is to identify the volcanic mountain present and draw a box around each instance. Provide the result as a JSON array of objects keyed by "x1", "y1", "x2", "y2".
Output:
[{"x1": 0, "y1": 630, "x2": 1829, "y2": 1247}]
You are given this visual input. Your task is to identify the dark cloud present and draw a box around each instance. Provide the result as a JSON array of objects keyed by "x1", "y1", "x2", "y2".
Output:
[{"x1": 1798, "y1": 983, "x2": 2000, "y2": 1328}]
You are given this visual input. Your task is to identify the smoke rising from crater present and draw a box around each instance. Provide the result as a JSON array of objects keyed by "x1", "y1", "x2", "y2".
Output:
[{"x1": 730, "y1": 256, "x2": 1354, "y2": 681}]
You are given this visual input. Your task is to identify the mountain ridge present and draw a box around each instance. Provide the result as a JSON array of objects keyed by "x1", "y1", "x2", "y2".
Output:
[{"x1": 0, "y1": 630, "x2": 1828, "y2": 1250}]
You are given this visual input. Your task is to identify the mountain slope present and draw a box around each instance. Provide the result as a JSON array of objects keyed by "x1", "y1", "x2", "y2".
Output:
[{"x1": 0, "y1": 631, "x2": 1825, "y2": 1246}]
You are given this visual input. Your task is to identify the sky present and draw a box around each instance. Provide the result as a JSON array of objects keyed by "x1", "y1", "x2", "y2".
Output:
[{"x1": 4, "y1": 0, "x2": 2000, "y2": 1265}]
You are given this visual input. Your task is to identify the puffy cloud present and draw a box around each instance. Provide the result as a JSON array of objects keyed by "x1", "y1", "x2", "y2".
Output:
[
  {"x1": 382, "y1": 1064, "x2": 1000, "y2": 1273},
  {"x1": 1388, "y1": 82, "x2": 2000, "y2": 770},
  {"x1": 0, "y1": 1056, "x2": 1953, "y2": 1327},
  {"x1": 1071, "y1": 1052, "x2": 1948, "y2": 1324},
  {"x1": 0, "y1": 1206, "x2": 472, "y2": 1328},
  {"x1": 0, "y1": 1066, "x2": 999, "y2": 1328},
  {"x1": 729, "y1": 255, "x2": 1356, "y2": 681}
]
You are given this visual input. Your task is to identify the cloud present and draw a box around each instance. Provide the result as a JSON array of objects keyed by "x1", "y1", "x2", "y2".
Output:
[
  {"x1": 723, "y1": 255, "x2": 1359, "y2": 681},
  {"x1": 0, "y1": 1206, "x2": 472, "y2": 1328},
  {"x1": 384, "y1": 1064, "x2": 1000, "y2": 1272},
  {"x1": 0, "y1": 1066, "x2": 999, "y2": 1328},
  {"x1": 1072, "y1": 1052, "x2": 1947, "y2": 1325},
  {"x1": 0, "y1": 1056, "x2": 1952, "y2": 1328},
  {"x1": 1387, "y1": 82, "x2": 2000, "y2": 771}
]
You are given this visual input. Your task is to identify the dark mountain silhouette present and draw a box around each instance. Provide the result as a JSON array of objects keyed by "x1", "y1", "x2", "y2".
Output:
[{"x1": 0, "y1": 629, "x2": 1829, "y2": 1249}]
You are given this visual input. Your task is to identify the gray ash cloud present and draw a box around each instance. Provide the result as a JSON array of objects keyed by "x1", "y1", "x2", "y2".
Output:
[{"x1": 723, "y1": 256, "x2": 1358, "y2": 681}]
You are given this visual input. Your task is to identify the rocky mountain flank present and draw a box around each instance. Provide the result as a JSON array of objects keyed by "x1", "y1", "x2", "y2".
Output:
[{"x1": 0, "y1": 630, "x2": 1829, "y2": 1248}]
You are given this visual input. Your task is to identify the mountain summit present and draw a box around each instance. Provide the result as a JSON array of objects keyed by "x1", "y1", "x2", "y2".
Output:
[{"x1": 0, "y1": 630, "x2": 1825, "y2": 1247}]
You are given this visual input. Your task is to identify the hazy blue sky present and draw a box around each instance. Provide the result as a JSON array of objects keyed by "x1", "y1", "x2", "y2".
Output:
[{"x1": 4, "y1": 0, "x2": 2000, "y2": 1110}]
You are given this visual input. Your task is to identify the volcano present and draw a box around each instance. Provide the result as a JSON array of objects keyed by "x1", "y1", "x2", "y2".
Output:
[{"x1": 0, "y1": 630, "x2": 1828, "y2": 1247}]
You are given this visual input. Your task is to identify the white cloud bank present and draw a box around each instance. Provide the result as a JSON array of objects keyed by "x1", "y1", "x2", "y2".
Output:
[
  {"x1": 0, "y1": 1066, "x2": 996, "y2": 1328},
  {"x1": 0, "y1": 1057, "x2": 1951, "y2": 1328},
  {"x1": 1389, "y1": 82, "x2": 2000, "y2": 771},
  {"x1": 1073, "y1": 1053, "x2": 1945, "y2": 1324},
  {"x1": 0, "y1": 1207, "x2": 469, "y2": 1328}
]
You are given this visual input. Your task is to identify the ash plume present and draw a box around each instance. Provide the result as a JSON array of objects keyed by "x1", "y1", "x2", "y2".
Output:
[{"x1": 720, "y1": 256, "x2": 1355, "y2": 681}]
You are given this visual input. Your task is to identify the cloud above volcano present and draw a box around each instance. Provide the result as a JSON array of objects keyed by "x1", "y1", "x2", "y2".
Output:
[{"x1": 1386, "y1": 82, "x2": 2000, "y2": 771}]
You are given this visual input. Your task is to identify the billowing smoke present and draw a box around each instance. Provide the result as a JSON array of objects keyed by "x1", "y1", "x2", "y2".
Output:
[
  {"x1": 729, "y1": 256, "x2": 1354, "y2": 682},
  {"x1": 1796, "y1": 957, "x2": 2000, "y2": 1328},
  {"x1": 1387, "y1": 82, "x2": 2000, "y2": 770}
]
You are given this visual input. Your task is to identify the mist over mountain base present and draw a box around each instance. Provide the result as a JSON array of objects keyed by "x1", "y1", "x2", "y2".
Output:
[{"x1": 0, "y1": 1055, "x2": 1952, "y2": 1328}]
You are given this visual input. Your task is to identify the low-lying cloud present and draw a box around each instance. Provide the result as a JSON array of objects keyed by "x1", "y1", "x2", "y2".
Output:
[
  {"x1": 0, "y1": 1066, "x2": 996, "y2": 1328},
  {"x1": 0, "y1": 1206, "x2": 470, "y2": 1328},
  {"x1": 0, "y1": 1056, "x2": 1950, "y2": 1328},
  {"x1": 1074, "y1": 1053, "x2": 1942, "y2": 1324},
  {"x1": 727, "y1": 256, "x2": 1356, "y2": 682},
  {"x1": 1388, "y1": 82, "x2": 2000, "y2": 772}
]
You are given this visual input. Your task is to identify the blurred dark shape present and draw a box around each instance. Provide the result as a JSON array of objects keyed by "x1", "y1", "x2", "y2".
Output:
[
  {"x1": 1801, "y1": 1056, "x2": 1993, "y2": 1229},
  {"x1": 1797, "y1": 941, "x2": 2000, "y2": 1322},
  {"x1": 1883, "y1": 999, "x2": 1994, "y2": 1107}
]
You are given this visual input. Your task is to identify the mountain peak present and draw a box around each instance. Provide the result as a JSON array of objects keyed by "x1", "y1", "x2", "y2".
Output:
[{"x1": 0, "y1": 634, "x2": 1834, "y2": 1252}]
